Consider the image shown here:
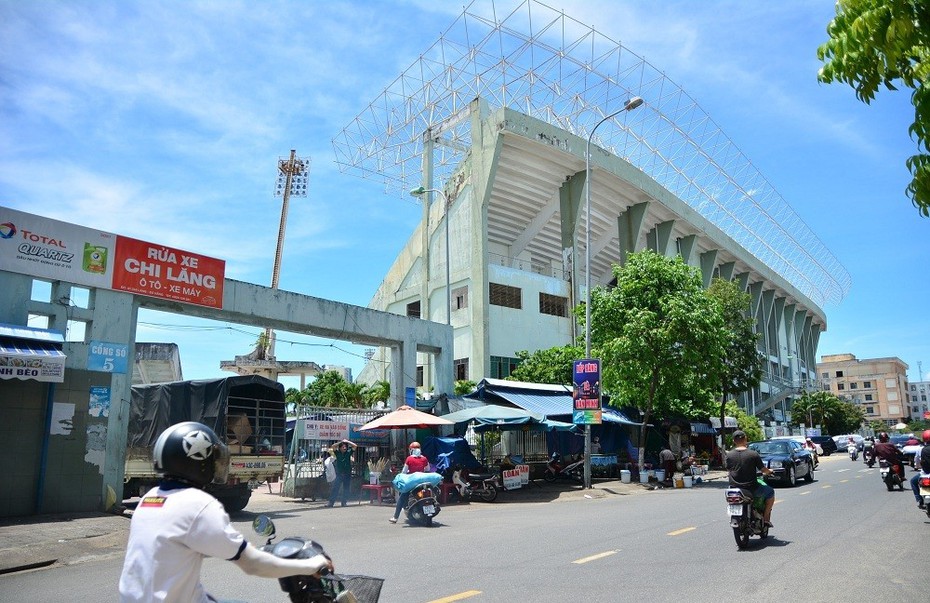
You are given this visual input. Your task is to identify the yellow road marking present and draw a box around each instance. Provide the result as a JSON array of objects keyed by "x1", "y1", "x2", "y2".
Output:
[
  {"x1": 800, "y1": 491, "x2": 811, "y2": 496},
  {"x1": 840, "y1": 479, "x2": 849, "y2": 483},
  {"x1": 774, "y1": 499, "x2": 784, "y2": 504},
  {"x1": 572, "y1": 550, "x2": 619, "y2": 564},
  {"x1": 667, "y1": 527, "x2": 696, "y2": 536},
  {"x1": 822, "y1": 485, "x2": 832, "y2": 489},
  {"x1": 427, "y1": 591, "x2": 482, "y2": 603}
]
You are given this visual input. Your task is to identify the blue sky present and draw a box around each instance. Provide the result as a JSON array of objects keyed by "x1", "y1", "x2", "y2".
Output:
[{"x1": 1, "y1": 1, "x2": 927, "y2": 387}]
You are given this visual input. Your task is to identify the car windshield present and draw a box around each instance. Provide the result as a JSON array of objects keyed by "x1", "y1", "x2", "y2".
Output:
[{"x1": 749, "y1": 442, "x2": 790, "y2": 455}]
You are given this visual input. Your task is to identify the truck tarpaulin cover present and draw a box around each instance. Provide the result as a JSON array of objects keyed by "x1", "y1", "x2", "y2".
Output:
[{"x1": 127, "y1": 375, "x2": 285, "y2": 450}]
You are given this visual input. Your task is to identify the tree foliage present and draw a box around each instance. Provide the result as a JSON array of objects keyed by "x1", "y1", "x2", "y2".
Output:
[
  {"x1": 587, "y1": 251, "x2": 727, "y2": 469},
  {"x1": 725, "y1": 400, "x2": 765, "y2": 445},
  {"x1": 817, "y1": 0, "x2": 930, "y2": 216},
  {"x1": 364, "y1": 380, "x2": 391, "y2": 406},
  {"x1": 454, "y1": 380, "x2": 477, "y2": 396},
  {"x1": 706, "y1": 278, "x2": 763, "y2": 434},
  {"x1": 508, "y1": 345, "x2": 583, "y2": 385},
  {"x1": 790, "y1": 390, "x2": 865, "y2": 434}
]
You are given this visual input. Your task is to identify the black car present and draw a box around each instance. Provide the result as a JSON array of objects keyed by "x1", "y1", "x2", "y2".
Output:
[
  {"x1": 748, "y1": 439, "x2": 816, "y2": 487},
  {"x1": 808, "y1": 435, "x2": 838, "y2": 456}
]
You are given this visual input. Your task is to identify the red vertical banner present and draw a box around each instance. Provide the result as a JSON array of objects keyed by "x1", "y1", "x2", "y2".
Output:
[{"x1": 111, "y1": 236, "x2": 225, "y2": 308}]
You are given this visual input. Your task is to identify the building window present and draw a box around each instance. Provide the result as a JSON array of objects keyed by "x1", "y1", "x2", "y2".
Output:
[
  {"x1": 865, "y1": 406, "x2": 874, "y2": 415},
  {"x1": 489, "y1": 283, "x2": 522, "y2": 309},
  {"x1": 923, "y1": 395, "x2": 928, "y2": 402},
  {"x1": 835, "y1": 370, "x2": 844, "y2": 377},
  {"x1": 863, "y1": 380, "x2": 872, "y2": 388},
  {"x1": 837, "y1": 383, "x2": 845, "y2": 391},
  {"x1": 454, "y1": 358, "x2": 469, "y2": 381},
  {"x1": 865, "y1": 394, "x2": 873, "y2": 401},
  {"x1": 539, "y1": 292, "x2": 568, "y2": 317},
  {"x1": 416, "y1": 366, "x2": 424, "y2": 387},
  {"x1": 452, "y1": 286, "x2": 468, "y2": 310},
  {"x1": 850, "y1": 382, "x2": 857, "y2": 389},
  {"x1": 821, "y1": 372, "x2": 829, "y2": 379},
  {"x1": 490, "y1": 355, "x2": 521, "y2": 379},
  {"x1": 406, "y1": 300, "x2": 421, "y2": 318}
]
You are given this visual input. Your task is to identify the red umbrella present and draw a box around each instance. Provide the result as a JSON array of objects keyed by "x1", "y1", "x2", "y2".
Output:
[{"x1": 358, "y1": 405, "x2": 453, "y2": 431}]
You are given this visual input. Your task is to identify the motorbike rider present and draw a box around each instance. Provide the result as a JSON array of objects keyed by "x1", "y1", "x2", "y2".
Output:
[
  {"x1": 908, "y1": 430, "x2": 930, "y2": 509},
  {"x1": 389, "y1": 441, "x2": 430, "y2": 524},
  {"x1": 872, "y1": 431, "x2": 906, "y2": 482},
  {"x1": 725, "y1": 430, "x2": 776, "y2": 528},
  {"x1": 119, "y1": 421, "x2": 332, "y2": 602},
  {"x1": 863, "y1": 436, "x2": 875, "y2": 464}
]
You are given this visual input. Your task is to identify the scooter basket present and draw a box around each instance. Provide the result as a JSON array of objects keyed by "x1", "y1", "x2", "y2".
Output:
[{"x1": 322, "y1": 574, "x2": 385, "y2": 603}]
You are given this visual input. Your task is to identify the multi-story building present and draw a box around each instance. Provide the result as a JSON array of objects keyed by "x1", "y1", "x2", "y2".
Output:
[
  {"x1": 817, "y1": 354, "x2": 909, "y2": 426},
  {"x1": 907, "y1": 380, "x2": 930, "y2": 421},
  {"x1": 339, "y1": 3, "x2": 849, "y2": 426}
]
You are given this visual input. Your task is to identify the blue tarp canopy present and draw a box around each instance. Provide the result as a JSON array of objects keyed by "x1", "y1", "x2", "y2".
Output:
[{"x1": 465, "y1": 378, "x2": 641, "y2": 425}]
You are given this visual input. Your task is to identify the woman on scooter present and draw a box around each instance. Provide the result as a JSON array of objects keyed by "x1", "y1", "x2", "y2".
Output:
[{"x1": 389, "y1": 441, "x2": 430, "y2": 524}]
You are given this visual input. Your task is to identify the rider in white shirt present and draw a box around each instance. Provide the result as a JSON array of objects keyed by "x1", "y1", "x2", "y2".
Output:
[{"x1": 119, "y1": 421, "x2": 332, "y2": 602}]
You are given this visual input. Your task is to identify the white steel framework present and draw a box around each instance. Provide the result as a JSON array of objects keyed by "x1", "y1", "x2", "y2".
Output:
[{"x1": 332, "y1": 0, "x2": 850, "y2": 308}]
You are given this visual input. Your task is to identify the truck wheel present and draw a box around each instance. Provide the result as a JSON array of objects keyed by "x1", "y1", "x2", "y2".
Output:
[{"x1": 219, "y1": 493, "x2": 251, "y2": 513}]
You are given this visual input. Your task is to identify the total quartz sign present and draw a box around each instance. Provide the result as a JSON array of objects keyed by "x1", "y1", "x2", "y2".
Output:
[{"x1": 0, "y1": 206, "x2": 224, "y2": 309}]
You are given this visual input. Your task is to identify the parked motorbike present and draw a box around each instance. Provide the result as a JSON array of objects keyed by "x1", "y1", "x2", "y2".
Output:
[
  {"x1": 919, "y1": 473, "x2": 930, "y2": 519},
  {"x1": 451, "y1": 468, "x2": 499, "y2": 502},
  {"x1": 725, "y1": 484, "x2": 769, "y2": 549},
  {"x1": 252, "y1": 515, "x2": 383, "y2": 603},
  {"x1": 405, "y1": 482, "x2": 441, "y2": 526},
  {"x1": 848, "y1": 444, "x2": 859, "y2": 461},
  {"x1": 879, "y1": 459, "x2": 905, "y2": 491},
  {"x1": 544, "y1": 452, "x2": 584, "y2": 483}
]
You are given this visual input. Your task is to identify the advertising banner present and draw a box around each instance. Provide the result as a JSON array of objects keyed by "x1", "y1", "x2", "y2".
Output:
[
  {"x1": 572, "y1": 358, "x2": 602, "y2": 425},
  {"x1": 0, "y1": 206, "x2": 224, "y2": 309},
  {"x1": 301, "y1": 420, "x2": 350, "y2": 442}
]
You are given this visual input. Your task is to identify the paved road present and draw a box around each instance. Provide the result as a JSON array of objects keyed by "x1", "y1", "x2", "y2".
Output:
[{"x1": 1, "y1": 456, "x2": 924, "y2": 602}]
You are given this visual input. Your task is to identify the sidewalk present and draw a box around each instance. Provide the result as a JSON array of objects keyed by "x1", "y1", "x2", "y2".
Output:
[{"x1": 0, "y1": 469, "x2": 728, "y2": 575}]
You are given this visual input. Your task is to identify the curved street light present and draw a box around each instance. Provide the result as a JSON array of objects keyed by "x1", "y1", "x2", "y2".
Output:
[{"x1": 583, "y1": 96, "x2": 643, "y2": 489}]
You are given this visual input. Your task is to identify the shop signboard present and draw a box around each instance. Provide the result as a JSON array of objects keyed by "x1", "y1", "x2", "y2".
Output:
[
  {"x1": 502, "y1": 468, "x2": 522, "y2": 490},
  {"x1": 572, "y1": 358, "x2": 601, "y2": 425},
  {"x1": 0, "y1": 206, "x2": 224, "y2": 309}
]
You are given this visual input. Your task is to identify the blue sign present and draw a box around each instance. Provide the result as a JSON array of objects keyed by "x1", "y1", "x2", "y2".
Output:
[
  {"x1": 89, "y1": 386, "x2": 110, "y2": 417},
  {"x1": 87, "y1": 340, "x2": 129, "y2": 373},
  {"x1": 572, "y1": 358, "x2": 602, "y2": 425}
]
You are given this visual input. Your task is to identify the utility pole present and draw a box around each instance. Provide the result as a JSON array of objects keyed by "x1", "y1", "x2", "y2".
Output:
[{"x1": 263, "y1": 150, "x2": 310, "y2": 359}]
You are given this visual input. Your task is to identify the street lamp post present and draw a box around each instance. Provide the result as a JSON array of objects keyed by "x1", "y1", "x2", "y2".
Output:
[
  {"x1": 409, "y1": 186, "x2": 452, "y2": 326},
  {"x1": 582, "y1": 96, "x2": 643, "y2": 489}
]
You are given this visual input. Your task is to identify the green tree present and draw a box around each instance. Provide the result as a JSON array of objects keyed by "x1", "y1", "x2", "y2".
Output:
[
  {"x1": 508, "y1": 345, "x2": 583, "y2": 385},
  {"x1": 454, "y1": 380, "x2": 477, "y2": 396},
  {"x1": 868, "y1": 420, "x2": 889, "y2": 433},
  {"x1": 707, "y1": 278, "x2": 764, "y2": 445},
  {"x1": 364, "y1": 380, "x2": 391, "y2": 406},
  {"x1": 587, "y1": 251, "x2": 727, "y2": 471},
  {"x1": 792, "y1": 390, "x2": 844, "y2": 432},
  {"x1": 817, "y1": 0, "x2": 930, "y2": 216},
  {"x1": 305, "y1": 370, "x2": 354, "y2": 408},
  {"x1": 828, "y1": 400, "x2": 867, "y2": 434}
]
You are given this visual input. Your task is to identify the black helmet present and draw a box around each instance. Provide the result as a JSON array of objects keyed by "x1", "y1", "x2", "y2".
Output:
[
  {"x1": 877, "y1": 432, "x2": 889, "y2": 443},
  {"x1": 153, "y1": 421, "x2": 229, "y2": 487}
]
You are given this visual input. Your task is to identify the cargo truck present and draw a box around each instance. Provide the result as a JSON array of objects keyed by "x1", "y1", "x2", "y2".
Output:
[{"x1": 123, "y1": 374, "x2": 286, "y2": 512}]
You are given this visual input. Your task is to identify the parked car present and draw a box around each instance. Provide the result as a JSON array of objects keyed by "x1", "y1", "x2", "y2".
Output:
[
  {"x1": 748, "y1": 439, "x2": 816, "y2": 487},
  {"x1": 833, "y1": 434, "x2": 864, "y2": 452}
]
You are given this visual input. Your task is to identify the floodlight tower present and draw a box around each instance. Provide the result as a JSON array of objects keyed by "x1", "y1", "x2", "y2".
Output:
[{"x1": 263, "y1": 150, "x2": 310, "y2": 359}]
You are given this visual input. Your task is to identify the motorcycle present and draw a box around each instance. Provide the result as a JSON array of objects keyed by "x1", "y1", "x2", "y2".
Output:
[
  {"x1": 919, "y1": 473, "x2": 930, "y2": 519},
  {"x1": 451, "y1": 467, "x2": 499, "y2": 502},
  {"x1": 848, "y1": 444, "x2": 859, "y2": 461},
  {"x1": 405, "y1": 482, "x2": 441, "y2": 526},
  {"x1": 864, "y1": 447, "x2": 875, "y2": 468},
  {"x1": 879, "y1": 459, "x2": 905, "y2": 491},
  {"x1": 252, "y1": 514, "x2": 383, "y2": 603},
  {"x1": 725, "y1": 482, "x2": 769, "y2": 549},
  {"x1": 543, "y1": 452, "x2": 584, "y2": 483}
]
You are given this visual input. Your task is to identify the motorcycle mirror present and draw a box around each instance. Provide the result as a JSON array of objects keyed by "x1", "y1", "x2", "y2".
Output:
[{"x1": 252, "y1": 514, "x2": 276, "y2": 538}]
